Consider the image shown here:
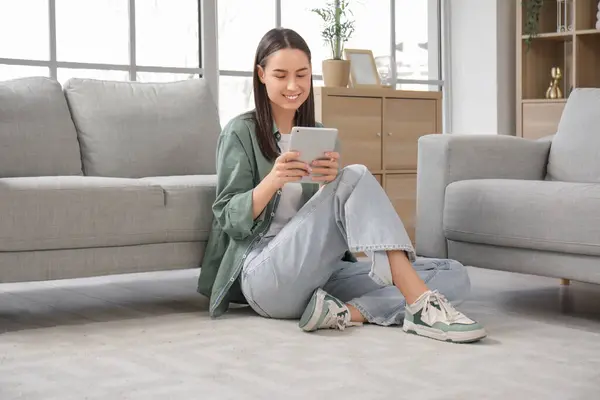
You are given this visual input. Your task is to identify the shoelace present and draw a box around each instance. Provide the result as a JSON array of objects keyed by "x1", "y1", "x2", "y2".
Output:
[
  {"x1": 322, "y1": 307, "x2": 364, "y2": 330},
  {"x1": 421, "y1": 290, "x2": 462, "y2": 324},
  {"x1": 321, "y1": 304, "x2": 349, "y2": 330}
]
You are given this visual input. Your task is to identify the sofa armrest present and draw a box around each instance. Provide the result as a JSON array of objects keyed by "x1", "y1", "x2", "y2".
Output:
[{"x1": 415, "y1": 134, "x2": 551, "y2": 258}]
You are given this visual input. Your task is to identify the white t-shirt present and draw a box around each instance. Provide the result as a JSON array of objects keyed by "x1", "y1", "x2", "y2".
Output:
[{"x1": 264, "y1": 133, "x2": 303, "y2": 238}]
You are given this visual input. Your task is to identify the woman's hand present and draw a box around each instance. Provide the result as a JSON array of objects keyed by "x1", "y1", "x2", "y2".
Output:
[
  {"x1": 310, "y1": 152, "x2": 340, "y2": 183},
  {"x1": 265, "y1": 151, "x2": 310, "y2": 190}
]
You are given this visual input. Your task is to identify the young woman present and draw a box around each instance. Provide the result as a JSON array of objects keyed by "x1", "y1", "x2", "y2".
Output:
[{"x1": 198, "y1": 28, "x2": 487, "y2": 343}]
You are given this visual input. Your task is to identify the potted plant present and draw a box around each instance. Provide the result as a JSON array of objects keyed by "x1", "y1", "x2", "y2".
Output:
[
  {"x1": 311, "y1": 0, "x2": 355, "y2": 87},
  {"x1": 523, "y1": 0, "x2": 544, "y2": 50}
]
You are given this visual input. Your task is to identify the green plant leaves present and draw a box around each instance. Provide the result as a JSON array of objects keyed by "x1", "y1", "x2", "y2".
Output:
[
  {"x1": 523, "y1": 0, "x2": 544, "y2": 50},
  {"x1": 311, "y1": 0, "x2": 355, "y2": 60}
]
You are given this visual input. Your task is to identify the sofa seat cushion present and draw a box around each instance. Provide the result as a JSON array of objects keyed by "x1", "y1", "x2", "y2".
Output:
[
  {"x1": 139, "y1": 175, "x2": 217, "y2": 242},
  {"x1": 443, "y1": 179, "x2": 600, "y2": 257},
  {"x1": 0, "y1": 176, "x2": 167, "y2": 251}
]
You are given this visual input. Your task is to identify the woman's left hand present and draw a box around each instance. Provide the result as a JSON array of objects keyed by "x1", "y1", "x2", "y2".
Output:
[{"x1": 310, "y1": 152, "x2": 340, "y2": 183}]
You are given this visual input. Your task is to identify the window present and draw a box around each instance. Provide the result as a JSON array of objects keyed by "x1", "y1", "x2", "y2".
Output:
[
  {"x1": 135, "y1": 0, "x2": 200, "y2": 68},
  {"x1": 345, "y1": 1, "x2": 392, "y2": 84},
  {"x1": 0, "y1": 0, "x2": 49, "y2": 62},
  {"x1": 217, "y1": 0, "x2": 275, "y2": 124},
  {"x1": 56, "y1": 0, "x2": 129, "y2": 64},
  {"x1": 280, "y1": 0, "x2": 329, "y2": 76},
  {"x1": 56, "y1": 68, "x2": 129, "y2": 85},
  {"x1": 1, "y1": 1, "x2": 444, "y2": 126},
  {"x1": 0, "y1": 0, "x2": 201, "y2": 84},
  {"x1": 215, "y1": 0, "x2": 443, "y2": 120},
  {"x1": 281, "y1": 1, "x2": 391, "y2": 80},
  {"x1": 217, "y1": 0, "x2": 275, "y2": 72},
  {"x1": 394, "y1": 0, "x2": 440, "y2": 90},
  {"x1": 218, "y1": 76, "x2": 254, "y2": 126},
  {"x1": 0, "y1": 65, "x2": 49, "y2": 81},
  {"x1": 136, "y1": 72, "x2": 200, "y2": 83}
]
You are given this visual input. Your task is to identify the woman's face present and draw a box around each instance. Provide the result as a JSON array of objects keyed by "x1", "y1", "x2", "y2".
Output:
[{"x1": 257, "y1": 48, "x2": 312, "y2": 112}]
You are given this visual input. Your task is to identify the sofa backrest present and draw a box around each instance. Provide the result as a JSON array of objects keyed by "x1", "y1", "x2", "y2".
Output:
[
  {"x1": 63, "y1": 78, "x2": 221, "y2": 178},
  {"x1": 0, "y1": 77, "x2": 83, "y2": 177},
  {"x1": 546, "y1": 88, "x2": 600, "y2": 183}
]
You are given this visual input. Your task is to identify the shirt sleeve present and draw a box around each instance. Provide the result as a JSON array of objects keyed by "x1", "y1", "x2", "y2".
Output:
[{"x1": 211, "y1": 130, "x2": 263, "y2": 241}]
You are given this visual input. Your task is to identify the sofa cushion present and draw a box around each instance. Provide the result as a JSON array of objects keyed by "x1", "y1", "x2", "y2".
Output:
[
  {"x1": 139, "y1": 175, "x2": 217, "y2": 242},
  {"x1": 0, "y1": 176, "x2": 167, "y2": 251},
  {"x1": 443, "y1": 179, "x2": 600, "y2": 257},
  {"x1": 547, "y1": 88, "x2": 600, "y2": 183},
  {"x1": 0, "y1": 77, "x2": 83, "y2": 177},
  {"x1": 63, "y1": 78, "x2": 221, "y2": 178}
]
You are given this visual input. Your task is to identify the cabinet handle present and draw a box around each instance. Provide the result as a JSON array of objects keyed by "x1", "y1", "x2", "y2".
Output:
[
  {"x1": 376, "y1": 132, "x2": 381, "y2": 137},
  {"x1": 387, "y1": 132, "x2": 393, "y2": 136}
]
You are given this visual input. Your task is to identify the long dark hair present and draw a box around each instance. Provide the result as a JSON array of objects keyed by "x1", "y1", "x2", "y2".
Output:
[{"x1": 252, "y1": 28, "x2": 316, "y2": 161}]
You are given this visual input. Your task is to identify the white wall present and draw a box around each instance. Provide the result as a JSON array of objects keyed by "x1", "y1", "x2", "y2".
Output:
[{"x1": 447, "y1": 0, "x2": 516, "y2": 135}]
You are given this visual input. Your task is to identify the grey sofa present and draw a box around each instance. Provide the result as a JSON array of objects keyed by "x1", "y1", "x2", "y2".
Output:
[
  {"x1": 0, "y1": 76, "x2": 221, "y2": 283},
  {"x1": 416, "y1": 88, "x2": 600, "y2": 285}
]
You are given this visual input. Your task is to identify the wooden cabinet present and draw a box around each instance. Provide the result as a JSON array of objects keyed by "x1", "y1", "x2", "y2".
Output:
[
  {"x1": 314, "y1": 87, "x2": 442, "y2": 245},
  {"x1": 383, "y1": 98, "x2": 438, "y2": 171},
  {"x1": 373, "y1": 174, "x2": 382, "y2": 186},
  {"x1": 385, "y1": 174, "x2": 417, "y2": 242},
  {"x1": 322, "y1": 96, "x2": 382, "y2": 170}
]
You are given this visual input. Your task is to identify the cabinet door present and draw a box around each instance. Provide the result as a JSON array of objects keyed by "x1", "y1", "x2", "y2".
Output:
[
  {"x1": 385, "y1": 173, "x2": 417, "y2": 245},
  {"x1": 522, "y1": 102, "x2": 565, "y2": 140},
  {"x1": 324, "y1": 96, "x2": 382, "y2": 171},
  {"x1": 373, "y1": 174, "x2": 382, "y2": 186},
  {"x1": 383, "y1": 99, "x2": 437, "y2": 171}
]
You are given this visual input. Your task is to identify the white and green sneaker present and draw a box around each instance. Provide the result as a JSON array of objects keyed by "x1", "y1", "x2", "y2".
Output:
[
  {"x1": 403, "y1": 290, "x2": 487, "y2": 343},
  {"x1": 299, "y1": 288, "x2": 362, "y2": 332}
]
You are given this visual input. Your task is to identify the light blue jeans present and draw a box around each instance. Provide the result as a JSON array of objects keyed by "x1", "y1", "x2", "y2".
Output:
[{"x1": 240, "y1": 165, "x2": 471, "y2": 326}]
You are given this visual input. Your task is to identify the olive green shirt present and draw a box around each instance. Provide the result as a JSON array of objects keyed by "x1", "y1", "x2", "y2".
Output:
[{"x1": 197, "y1": 113, "x2": 356, "y2": 318}]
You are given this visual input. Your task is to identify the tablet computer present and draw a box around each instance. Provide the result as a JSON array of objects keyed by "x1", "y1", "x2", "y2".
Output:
[{"x1": 289, "y1": 126, "x2": 338, "y2": 183}]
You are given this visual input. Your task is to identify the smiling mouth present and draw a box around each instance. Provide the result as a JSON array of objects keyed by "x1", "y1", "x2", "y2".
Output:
[{"x1": 283, "y1": 94, "x2": 300, "y2": 100}]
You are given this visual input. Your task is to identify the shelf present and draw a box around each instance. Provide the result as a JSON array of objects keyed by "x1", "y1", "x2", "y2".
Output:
[
  {"x1": 521, "y1": 99, "x2": 567, "y2": 103},
  {"x1": 520, "y1": 28, "x2": 600, "y2": 42},
  {"x1": 576, "y1": 29, "x2": 600, "y2": 36},
  {"x1": 521, "y1": 39, "x2": 574, "y2": 99},
  {"x1": 522, "y1": 32, "x2": 574, "y2": 41}
]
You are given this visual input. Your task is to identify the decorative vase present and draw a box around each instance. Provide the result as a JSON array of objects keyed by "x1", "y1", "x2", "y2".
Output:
[
  {"x1": 322, "y1": 59, "x2": 350, "y2": 88},
  {"x1": 546, "y1": 67, "x2": 563, "y2": 99}
]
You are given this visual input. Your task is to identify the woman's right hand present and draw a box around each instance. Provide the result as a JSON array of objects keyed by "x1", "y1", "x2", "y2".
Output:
[{"x1": 266, "y1": 151, "x2": 310, "y2": 189}]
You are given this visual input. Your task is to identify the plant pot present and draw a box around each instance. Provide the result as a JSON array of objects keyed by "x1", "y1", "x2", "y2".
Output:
[{"x1": 322, "y1": 59, "x2": 350, "y2": 88}]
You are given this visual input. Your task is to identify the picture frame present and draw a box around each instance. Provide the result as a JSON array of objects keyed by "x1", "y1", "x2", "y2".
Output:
[{"x1": 343, "y1": 48, "x2": 382, "y2": 88}]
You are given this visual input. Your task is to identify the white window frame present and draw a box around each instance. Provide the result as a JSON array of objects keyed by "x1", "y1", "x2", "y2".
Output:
[
  {"x1": 0, "y1": 0, "x2": 204, "y2": 82},
  {"x1": 440, "y1": 0, "x2": 453, "y2": 133}
]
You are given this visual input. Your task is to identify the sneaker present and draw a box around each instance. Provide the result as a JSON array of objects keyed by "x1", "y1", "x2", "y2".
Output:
[
  {"x1": 299, "y1": 288, "x2": 362, "y2": 332},
  {"x1": 403, "y1": 290, "x2": 487, "y2": 343}
]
